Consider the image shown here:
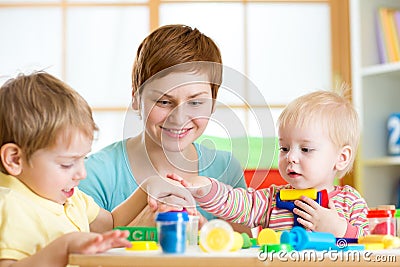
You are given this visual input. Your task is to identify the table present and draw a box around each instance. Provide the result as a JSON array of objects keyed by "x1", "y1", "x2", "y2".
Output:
[{"x1": 69, "y1": 247, "x2": 400, "y2": 267}]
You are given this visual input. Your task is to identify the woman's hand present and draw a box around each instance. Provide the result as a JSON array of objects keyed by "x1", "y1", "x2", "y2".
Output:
[{"x1": 141, "y1": 175, "x2": 196, "y2": 210}]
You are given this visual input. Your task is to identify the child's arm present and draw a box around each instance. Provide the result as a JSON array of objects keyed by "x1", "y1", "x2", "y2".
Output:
[
  {"x1": 106, "y1": 175, "x2": 196, "y2": 228},
  {"x1": 0, "y1": 230, "x2": 130, "y2": 267},
  {"x1": 167, "y1": 173, "x2": 274, "y2": 228}
]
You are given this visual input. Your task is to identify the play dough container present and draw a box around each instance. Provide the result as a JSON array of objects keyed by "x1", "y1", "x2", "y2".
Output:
[
  {"x1": 367, "y1": 209, "x2": 396, "y2": 236},
  {"x1": 199, "y1": 219, "x2": 234, "y2": 252},
  {"x1": 156, "y1": 210, "x2": 189, "y2": 254},
  {"x1": 187, "y1": 215, "x2": 200, "y2": 246},
  {"x1": 395, "y1": 209, "x2": 400, "y2": 237}
]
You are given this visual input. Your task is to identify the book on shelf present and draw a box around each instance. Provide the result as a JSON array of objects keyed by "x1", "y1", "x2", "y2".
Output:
[
  {"x1": 388, "y1": 9, "x2": 400, "y2": 62},
  {"x1": 376, "y1": 7, "x2": 400, "y2": 63},
  {"x1": 376, "y1": 9, "x2": 388, "y2": 63},
  {"x1": 395, "y1": 10, "x2": 400, "y2": 51}
]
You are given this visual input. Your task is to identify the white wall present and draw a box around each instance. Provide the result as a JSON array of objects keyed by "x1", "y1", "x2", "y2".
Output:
[{"x1": 0, "y1": 1, "x2": 331, "y2": 153}]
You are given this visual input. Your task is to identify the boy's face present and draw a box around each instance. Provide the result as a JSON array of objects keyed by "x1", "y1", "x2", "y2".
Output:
[
  {"x1": 138, "y1": 72, "x2": 213, "y2": 153},
  {"x1": 17, "y1": 131, "x2": 92, "y2": 204},
  {"x1": 278, "y1": 123, "x2": 341, "y2": 192}
]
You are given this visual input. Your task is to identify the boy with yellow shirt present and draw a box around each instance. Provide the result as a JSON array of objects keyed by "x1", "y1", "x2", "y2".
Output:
[{"x1": 0, "y1": 72, "x2": 143, "y2": 267}]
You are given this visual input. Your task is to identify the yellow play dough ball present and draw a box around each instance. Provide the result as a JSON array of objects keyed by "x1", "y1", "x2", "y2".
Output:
[
  {"x1": 230, "y1": 232, "x2": 244, "y2": 251},
  {"x1": 205, "y1": 227, "x2": 232, "y2": 251},
  {"x1": 257, "y1": 228, "x2": 280, "y2": 245},
  {"x1": 200, "y1": 219, "x2": 234, "y2": 252}
]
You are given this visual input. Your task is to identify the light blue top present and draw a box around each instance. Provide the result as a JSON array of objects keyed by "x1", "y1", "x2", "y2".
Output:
[{"x1": 79, "y1": 139, "x2": 246, "y2": 221}]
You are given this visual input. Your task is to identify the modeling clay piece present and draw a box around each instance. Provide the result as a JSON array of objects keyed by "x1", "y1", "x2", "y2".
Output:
[
  {"x1": 241, "y1": 233, "x2": 252, "y2": 249},
  {"x1": 250, "y1": 238, "x2": 258, "y2": 247},
  {"x1": 257, "y1": 228, "x2": 280, "y2": 245},
  {"x1": 199, "y1": 219, "x2": 234, "y2": 252},
  {"x1": 260, "y1": 244, "x2": 293, "y2": 253},
  {"x1": 358, "y1": 234, "x2": 400, "y2": 249},
  {"x1": 276, "y1": 189, "x2": 329, "y2": 227},
  {"x1": 280, "y1": 226, "x2": 336, "y2": 251},
  {"x1": 126, "y1": 241, "x2": 158, "y2": 251},
  {"x1": 230, "y1": 232, "x2": 244, "y2": 251}
]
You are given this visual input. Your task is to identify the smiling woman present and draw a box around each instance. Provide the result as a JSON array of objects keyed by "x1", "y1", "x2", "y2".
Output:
[
  {"x1": 136, "y1": 71, "x2": 214, "y2": 155},
  {"x1": 78, "y1": 25, "x2": 248, "y2": 230}
]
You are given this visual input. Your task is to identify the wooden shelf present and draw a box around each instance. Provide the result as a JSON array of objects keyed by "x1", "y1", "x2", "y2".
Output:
[
  {"x1": 351, "y1": 0, "x2": 400, "y2": 206},
  {"x1": 363, "y1": 156, "x2": 400, "y2": 166},
  {"x1": 362, "y1": 62, "x2": 400, "y2": 76}
]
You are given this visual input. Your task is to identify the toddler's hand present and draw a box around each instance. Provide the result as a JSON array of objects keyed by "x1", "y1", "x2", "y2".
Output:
[
  {"x1": 166, "y1": 173, "x2": 212, "y2": 198},
  {"x1": 293, "y1": 197, "x2": 347, "y2": 237}
]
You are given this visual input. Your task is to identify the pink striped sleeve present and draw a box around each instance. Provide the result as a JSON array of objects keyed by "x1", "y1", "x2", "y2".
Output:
[
  {"x1": 195, "y1": 178, "x2": 272, "y2": 228},
  {"x1": 332, "y1": 185, "x2": 369, "y2": 238}
]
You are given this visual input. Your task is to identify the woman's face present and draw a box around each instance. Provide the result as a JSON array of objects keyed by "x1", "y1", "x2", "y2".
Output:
[{"x1": 137, "y1": 72, "x2": 214, "y2": 152}]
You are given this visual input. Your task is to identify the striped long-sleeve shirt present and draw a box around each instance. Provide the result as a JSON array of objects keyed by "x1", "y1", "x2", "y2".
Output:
[{"x1": 196, "y1": 179, "x2": 369, "y2": 238}]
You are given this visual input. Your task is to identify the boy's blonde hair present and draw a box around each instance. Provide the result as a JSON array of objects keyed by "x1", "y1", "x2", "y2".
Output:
[
  {"x1": 132, "y1": 24, "x2": 222, "y2": 100},
  {"x1": 0, "y1": 72, "x2": 97, "y2": 173},
  {"x1": 277, "y1": 88, "x2": 360, "y2": 178}
]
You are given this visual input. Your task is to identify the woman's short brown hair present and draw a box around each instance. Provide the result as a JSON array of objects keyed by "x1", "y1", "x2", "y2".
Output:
[{"x1": 132, "y1": 24, "x2": 222, "y2": 100}]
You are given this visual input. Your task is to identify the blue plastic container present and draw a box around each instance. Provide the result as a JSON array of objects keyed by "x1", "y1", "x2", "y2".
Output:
[{"x1": 155, "y1": 211, "x2": 189, "y2": 254}]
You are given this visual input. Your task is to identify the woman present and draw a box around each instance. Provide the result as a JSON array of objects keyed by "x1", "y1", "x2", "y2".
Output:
[{"x1": 79, "y1": 24, "x2": 247, "y2": 229}]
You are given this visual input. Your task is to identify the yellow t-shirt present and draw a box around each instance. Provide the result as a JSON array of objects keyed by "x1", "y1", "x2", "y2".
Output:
[{"x1": 0, "y1": 173, "x2": 100, "y2": 261}]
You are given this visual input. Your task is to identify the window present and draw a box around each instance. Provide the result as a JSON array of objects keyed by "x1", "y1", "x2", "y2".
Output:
[{"x1": 0, "y1": 0, "x2": 336, "y2": 153}]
